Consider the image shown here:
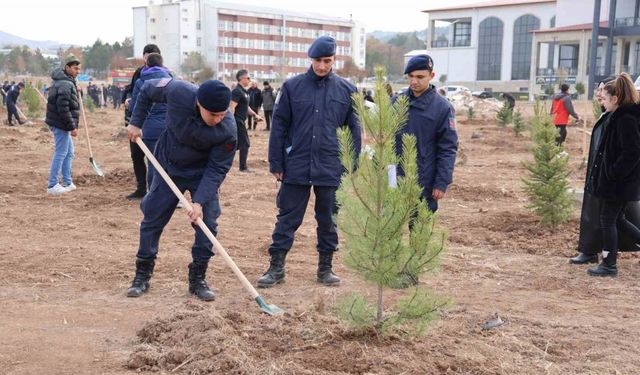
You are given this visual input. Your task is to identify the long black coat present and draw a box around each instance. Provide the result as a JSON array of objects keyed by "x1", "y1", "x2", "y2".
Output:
[
  {"x1": 589, "y1": 104, "x2": 640, "y2": 201},
  {"x1": 579, "y1": 110, "x2": 640, "y2": 254}
]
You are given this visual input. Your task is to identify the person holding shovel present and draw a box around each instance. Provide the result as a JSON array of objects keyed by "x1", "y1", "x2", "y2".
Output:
[
  {"x1": 6, "y1": 82, "x2": 26, "y2": 126},
  {"x1": 45, "y1": 55, "x2": 81, "y2": 196},
  {"x1": 257, "y1": 36, "x2": 361, "y2": 288},
  {"x1": 126, "y1": 78, "x2": 237, "y2": 301}
]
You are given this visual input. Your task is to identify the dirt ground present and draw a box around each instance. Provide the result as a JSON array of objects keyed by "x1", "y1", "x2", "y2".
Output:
[{"x1": 1, "y1": 100, "x2": 639, "y2": 375}]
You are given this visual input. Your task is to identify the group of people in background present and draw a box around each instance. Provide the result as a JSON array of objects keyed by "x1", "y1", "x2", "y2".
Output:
[{"x1": 12, "y1": 30, "x2": 640, "y2": 303}]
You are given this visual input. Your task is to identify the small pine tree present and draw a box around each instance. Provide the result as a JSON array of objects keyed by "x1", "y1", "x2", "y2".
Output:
[
  {"x1": 522, "y1": 99, "x2": 574, "y2": 228},
  {"x1": 592, "y1": 98, "x2": 603, "y2": 120},
  {"x1": 22, "y1": 84, "x2": 41, "y2": 118},
  {"x1": 496, "y1": 103, "x2": 512, "y2": 127},
  {"x1": 512, "y1": 110, "x2": 525, "y2": 137},
  {"x1": 336, "y1": 67, "x2": 448, "y2": 335},
  {"x1": 467, "y1": 106, "x2": 475, "y2": 120},
  {"x1": 84, "y1": 95, "x2": 96, "y2": 113}
]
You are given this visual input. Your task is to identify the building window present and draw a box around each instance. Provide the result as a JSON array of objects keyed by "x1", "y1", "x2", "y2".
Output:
[
  {"x1": 183, "y1": 35, "x2": 188, "y2": 39},
  {"x1": 197, "y1": 37, "x2": 201, "y2": 47},
  {"x1": 150, "y1": 35, "x2": 156, "y2": 40},
  {"x1": 453, "y1": 22, "x2": 471, "y2": 47},
  {"x1": 196, "y1": 20, "x2": 201, "y2": 30},
  {"x1": 511, "y1": 14, "x2": 540, "y2": 80},
  {"x1": 150, "y1": 18, "x2": 156, "y2": 23},
  {"x1": 182, "y1": 17, "x2": 188, "y2": 22},
  {"x1": 558, "y1": 44, "x2": 579, "y2": 74},
  {"x1": 477, "y1": 17, "x2": 503, "y2": 80}
]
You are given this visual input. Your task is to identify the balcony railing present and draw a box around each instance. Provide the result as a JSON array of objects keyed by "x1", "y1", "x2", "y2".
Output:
[
  {"x1": 536, "y1": 67, "x2": 578, "y2": 76},
  {"x1": 615, "y1": 17, "x2": 640, "y2": 27},
  {"x1": 430, "y1": 39, "x2": 471, "y2": 48}
]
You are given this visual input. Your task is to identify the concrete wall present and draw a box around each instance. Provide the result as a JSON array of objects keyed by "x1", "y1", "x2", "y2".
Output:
[
  {"x1": 132, "y1": 7, "x2": 147, "y2": 58},
  {"x1": 555, "y1": 0, "x2": 611, "y2": 27}
]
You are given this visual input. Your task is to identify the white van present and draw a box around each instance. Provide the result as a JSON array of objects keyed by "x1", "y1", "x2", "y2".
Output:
[{"x1": 443, "y1": 85, "x2": 471, "y2": 97}]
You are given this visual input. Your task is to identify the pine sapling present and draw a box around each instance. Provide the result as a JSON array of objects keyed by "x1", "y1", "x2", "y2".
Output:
[
  {"x1": 84, "y1": 95, "x2": 96, "y2": 113},
  {"x1": 23, "y1": 84, "x2": 41, "y2": 118},
  {"x1": 512, "y1": 110, "x2": 525, "y2": 137},
  {"x1": 336, "y1": 67, "x2": 449, "y2": 336},
  {"x1": 496, "y1": 103, "x2": 512, "y2": 127},
  {"x1": 467, "y1": 106, "x2": 475, "y2": 120},
  {"x1": 522, "y1": 99, "x2": 574, "y2": 229}
]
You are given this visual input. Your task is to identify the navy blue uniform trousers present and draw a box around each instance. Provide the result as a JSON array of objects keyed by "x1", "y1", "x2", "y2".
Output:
[
  {"x1": 137, "y1": 174, "x2": 221, "y2": 263},
  {"x1": 270, "y1": 183, "x2": 338, "y2": 255}
]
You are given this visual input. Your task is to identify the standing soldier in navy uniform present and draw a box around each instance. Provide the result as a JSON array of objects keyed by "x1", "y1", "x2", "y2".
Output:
[
  {"x1": 229, "y1": 70, "x2": 262, "y2": 172},
  {"x1": 125, "y1": 79, "x2": 237, "y2": 301},
  {"x1": 396, "y1": 55, "x2": 458, "y2": 213},
  {"x1": 257, "y1": 36, "x2": 362, "y2": 288},
  {"x1": 391, "y1": 55, "x2": 458, "y2": 288}
]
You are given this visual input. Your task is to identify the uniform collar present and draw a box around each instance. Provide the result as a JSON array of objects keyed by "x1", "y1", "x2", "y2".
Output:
[
  {"x1": 406, "y1": 84, "x2": 436, "y2": 109},
  {"x1": 306, "y1": 66, "x2": 334, "y2": 82}
]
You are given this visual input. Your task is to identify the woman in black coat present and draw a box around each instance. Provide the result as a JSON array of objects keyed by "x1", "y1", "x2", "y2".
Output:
[{"x1": 586, "y1": 73, "x2": 640, "y2": 276}]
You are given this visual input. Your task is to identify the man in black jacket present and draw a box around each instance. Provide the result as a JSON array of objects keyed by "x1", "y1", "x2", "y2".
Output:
[
  {"x1": 247, "y1": 81, "x2": 263, "y2": 130},
  {"x1": 45, "y1": 54, "x2": 81, "y2": 195},
  {"x1": 6, "y1": 82, "x2": 25, "y2": 126},
  {"x1": 123, "y1": 44, "x2": 162, "y2": 200}
]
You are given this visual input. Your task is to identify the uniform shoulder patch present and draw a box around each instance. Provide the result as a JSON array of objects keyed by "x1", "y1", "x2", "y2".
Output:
[
  {"x1": 155, "y1": 78, "x2": 172, "y2": 88},
  {"x1": 449, "y1": 116, "x2": 456, "y2": 129}
]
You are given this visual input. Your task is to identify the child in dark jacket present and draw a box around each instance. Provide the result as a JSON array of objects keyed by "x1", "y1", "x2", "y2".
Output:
[{"x1": 586, "y1": 73, "x2": 640, "y2": 277}]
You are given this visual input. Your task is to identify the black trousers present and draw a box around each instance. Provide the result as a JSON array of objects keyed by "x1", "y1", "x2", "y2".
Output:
[
  {"x1": 7, "y1": 104, "x2": 22, "y2": 125},
  {"x1": 129, "y1": 140, "x2": 147, "y2": 191},
  {"x1": 264, "y1": 110, "x2": 273, "y2": 130},
  {"x1": 556, "y1": 125, "x2": 567, "y2": 146},
  {"x1": 236, "y1": 119, "x2": 250, "y2": 170},
  {"x1": 247, "y1": 107, "x2": 258, "y2": 130},
  {"x1": 600, "y1": 199, "x2": 640, "y2": 262},
  {"x1": 269, "y1": 184, "x2": 338, "y2": 255}
]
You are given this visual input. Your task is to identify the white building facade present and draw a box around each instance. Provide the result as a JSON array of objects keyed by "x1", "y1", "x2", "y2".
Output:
[
  {"x1": 418, "y1": 0, "x2": 640, "y2": 99},
  {"x1": 133, "y1": 0, "x2": 365, "y2": 80}
]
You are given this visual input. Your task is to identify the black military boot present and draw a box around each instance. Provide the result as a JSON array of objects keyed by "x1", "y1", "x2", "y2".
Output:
[
  {"x1": 188, "y1": 262, "x2": 215, "y2": 301},
  {"x1": 126, "y1": 187, "x2": 146, "y2": 200},
  {"x1": 569, "y1": 252, "x2": 598, "y2": 264},
  {"x1": 127, "y1": 257, "x2": 155, "y2": 297},
  {"x1": 587, "y1": 251, "x2": 618, "y2": 277},
  {"x1": 257, "y1": 250, "x2": 286, "y2": 288},
  {"x1": 317, "y1": 252, "x2": 340, "y2": 286}
]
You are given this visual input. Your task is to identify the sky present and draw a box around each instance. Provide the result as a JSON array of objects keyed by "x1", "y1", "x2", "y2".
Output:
[{"x1": 1, "y1": 0, "x2": 483, "y2": 46}]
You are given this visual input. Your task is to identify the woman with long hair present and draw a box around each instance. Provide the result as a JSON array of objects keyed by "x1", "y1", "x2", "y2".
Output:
[{"x1": 586, "y1": 73, "x2": 640, "y2": 276}]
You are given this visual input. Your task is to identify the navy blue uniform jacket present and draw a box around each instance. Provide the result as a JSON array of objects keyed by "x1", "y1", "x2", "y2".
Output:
[
  {"x1": 269, "y1": 68, "x2": 361, "y2": 187},
  {"x1": 130, "y1": 66, "x2": 171, "y2": 140},
  {"x1": 395, "y1": 86, "x2": 458, "y2": 196},
  {"x1": 130, "y1": 78, "x2": 237, "y2": 204}
]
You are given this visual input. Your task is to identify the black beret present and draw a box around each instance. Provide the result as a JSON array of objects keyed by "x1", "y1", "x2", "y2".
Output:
[
  {"x1": 404, "y1": 54, "x2": 434, "y2": 74},
  {"x1": 197, "y1": 80, "x2": 231, "y2": 112},
  {"x1": 308, "y1": 36, "x2": 336, "y2": 58}
]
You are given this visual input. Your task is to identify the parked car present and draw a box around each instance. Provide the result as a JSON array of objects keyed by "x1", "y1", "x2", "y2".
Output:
[
  {"x1": 443, "y1": 85, "x2": 471, "y2": 97},
  {"x1": 471, "y1": 90, "x2": 493, "y2": 99}
]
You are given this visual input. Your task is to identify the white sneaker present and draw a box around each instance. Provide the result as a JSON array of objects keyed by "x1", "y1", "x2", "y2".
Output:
[
  {"x1": 47, "y1": 184, "x2": 67, "y2": 196},
  {"x1": 63, "y1": 183, "x2": 77, "y2": 192}
]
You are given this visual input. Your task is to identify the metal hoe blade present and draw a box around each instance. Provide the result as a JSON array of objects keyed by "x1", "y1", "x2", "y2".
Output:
[
  {"x1": 255, "y1": 296, "x2": 285, "y2": 316},
  {"x1": 90, "y1": 157, "x2": 104, "y2": 177}
]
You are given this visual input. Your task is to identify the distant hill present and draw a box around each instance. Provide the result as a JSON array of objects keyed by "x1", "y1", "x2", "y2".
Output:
[
  {"x1": 368, "y1": 27, "x2": 447, "y2": 43},
  {"x1": 0, "y1": 30, "x2": 70, "y2": 51}
]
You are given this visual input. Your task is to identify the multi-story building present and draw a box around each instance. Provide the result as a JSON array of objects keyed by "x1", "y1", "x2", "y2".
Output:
[
  {"x1": 417, "y1": 0, "x2": 640, "y2": 99},
  {"x1": 132, "y1": 0, "x2": 365, "y2": 80}
]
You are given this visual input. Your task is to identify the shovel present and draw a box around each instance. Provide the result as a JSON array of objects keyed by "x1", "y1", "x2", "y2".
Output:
[
  {"x1": 78, "y1": 94, "x2": 104, "y2": 176},
  {"x1": 134, "y1": 137, "x2": 284, "y2": 316}
]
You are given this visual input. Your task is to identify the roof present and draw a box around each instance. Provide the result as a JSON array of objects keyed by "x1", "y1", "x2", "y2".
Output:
[
  {"x1": 422, "y1": 0, "x2": 555, "y2": 13},
  {"x1": 533, "y1": 21, "x2": 609, "y2": 33}
]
